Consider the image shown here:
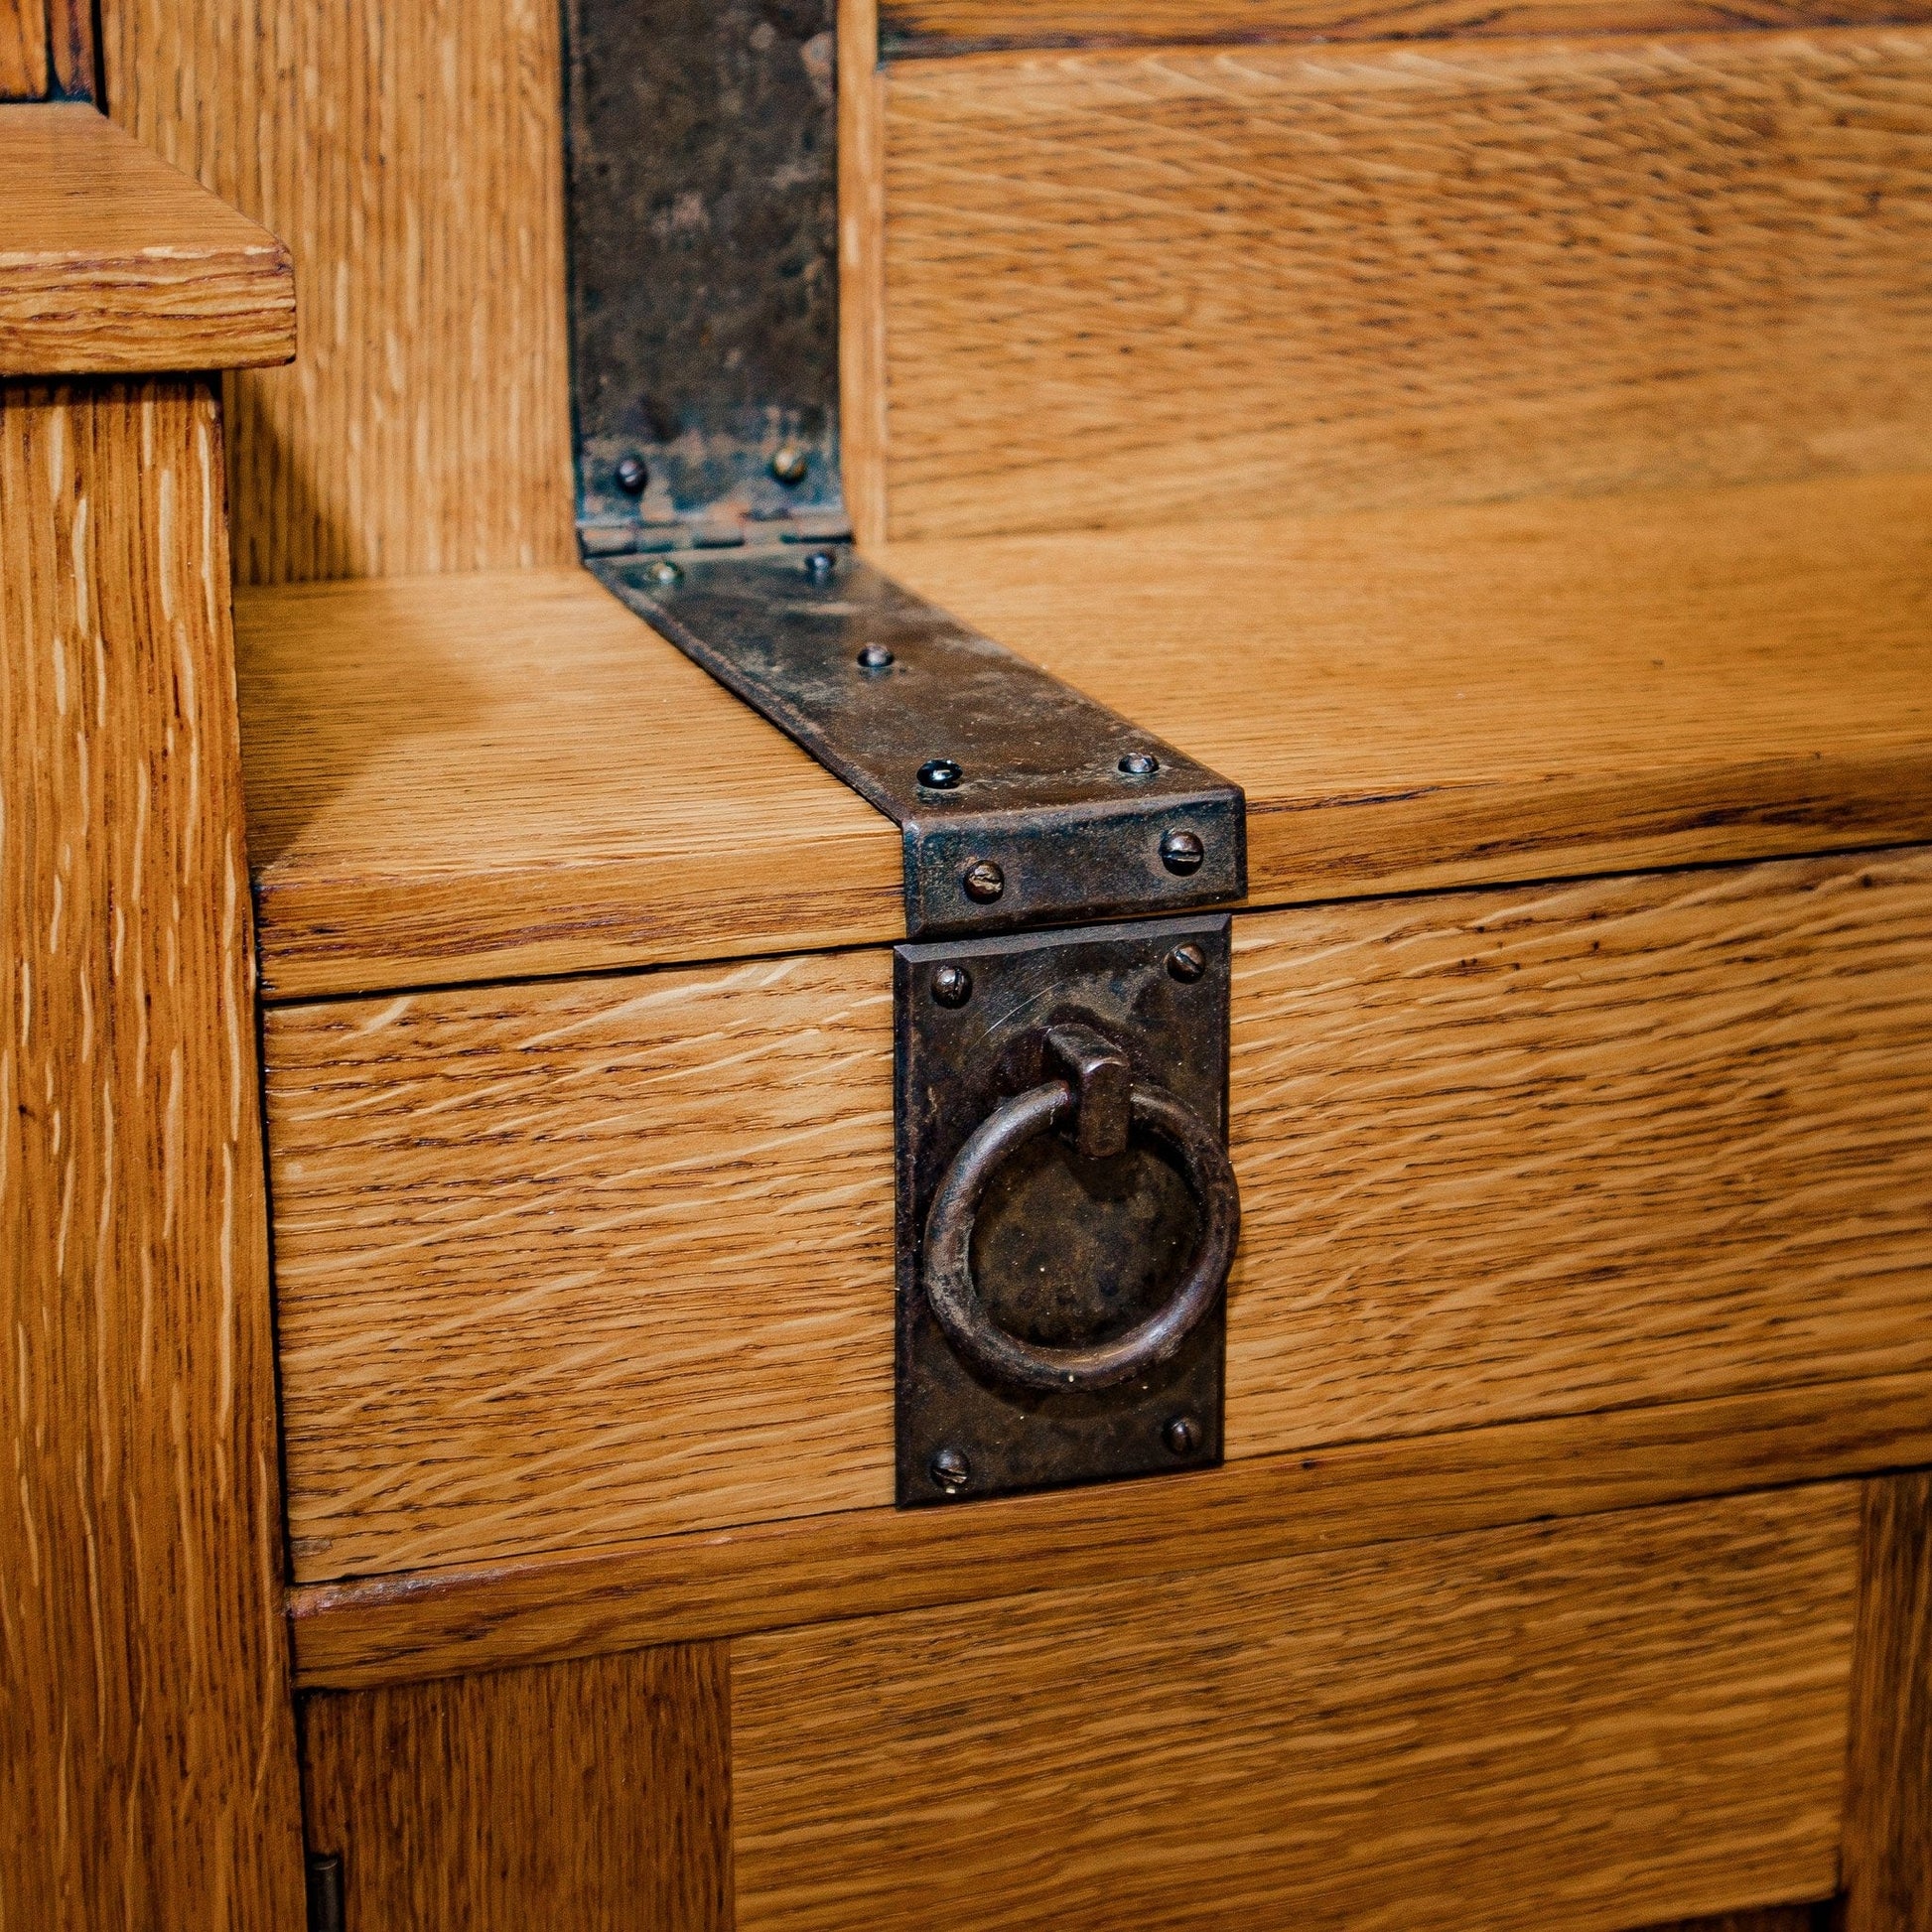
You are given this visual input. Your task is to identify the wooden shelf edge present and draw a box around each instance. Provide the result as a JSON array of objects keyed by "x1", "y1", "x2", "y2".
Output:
[
  {"x1": 0, "y1": 104, "x2": 295, "y2": 374},
  {"x1": 288, "y1": 1367, "x2": 1932, "y2": 1690}
]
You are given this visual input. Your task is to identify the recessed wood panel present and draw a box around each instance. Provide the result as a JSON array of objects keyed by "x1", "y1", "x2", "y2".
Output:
[
  {"x1": 0, "y1": 379, "x2": 304, "y2": 1926},
  {"x1": 100, "y1": 0, "x2": 574, "y2": 583},
  {"x1": 301, "y1": 1643, "x2": 731, "y2": 1932},
  {"x1": 871, "y1": 29, "x2": 1932, "y2": 541},
  {"x1": 268, "y1": 846, "x2": 1932, "y2": 1582},
  {"x1": 733, "y1": 1488, "x2": 1859, "y2": 1932}
]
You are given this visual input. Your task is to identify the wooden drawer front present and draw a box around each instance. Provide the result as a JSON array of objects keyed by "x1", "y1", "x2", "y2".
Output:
[
  {"x1": 735, "y1": 1487, "x2": 1858, "y2": 1932},
  {"x1": 863, "y1": 29, "x2": 1932, "y2": 543},
  {"x1": 267, "y1": 848, "x2": 1932, "y2": 1582}
]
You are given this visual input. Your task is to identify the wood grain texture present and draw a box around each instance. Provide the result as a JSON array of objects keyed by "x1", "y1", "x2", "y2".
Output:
[
  {"x1": 0, "y1": 4, "x2": 49, "y2": 95},
  {"x1": 1637, "y1": 1910, "x2": 1834, "y2": 1932},
  {"x1": 734, "y1": 1488, "x2": 1859, "y2": 1932},
  {"x1": 0, "y1": 381, "x2": 304, "y2": 1926},
  {"x1": 47, "y1": 0, "x2": 95, "y2": 98},
  {"x1": 886, "y1": 474, "x2": 1932, "y2": 910},
  {"x1": 267, "y1": 847, "x2": 1932, "y2": 1583},
  {"x1": 1842, "y1": 1472, "x2": 1932, "y2": 1932},
  {"x1": 234, "y1": 569, "x2": 900, "y2": 1000},
  {"x1": 302, "y1": 1643, "x2": 730, "y2": 1932},
  {"x1": 239, "y1": 475, "x2": 1932, "y2": 998},
  {"x1": 289, "y1": 1368, "x2": 1932, "y2": 1689},
  {"x1": 0, "y1": 104, "x2": 293, "y2": 374},
  {"x1": 883, "y1": 0, "x2": 1932, "y2": 53},
  {"x1": 840, "y1": 0, "x2": 890, "y2": 547},
  {"x1": 873, "y1": 30, "x2": 1932, "y2": 541},
  {"x1": 99, "y1": 0, "x2": 574, "y2": 584}
]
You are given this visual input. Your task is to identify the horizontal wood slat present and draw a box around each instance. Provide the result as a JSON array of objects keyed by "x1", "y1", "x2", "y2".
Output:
[
  {"x1": 101, "y1": 0, "x2": 574, "y2": 583},
  {"x1": 0, "y1": 105, "x2": 295, "y2": 373},
  {"x1": 870, "y1": 29, "x2": 1932, "y2": 541},
  {"x1": 238, "y1": 475, "x2": 1932, "y2": 999},
  {"x1": 880, "y1": 0, "x2": 1932, "y2": 53},
  {"x1": 267, "y1": 847, "x2": 1932, "y2": 1583},
  {"x1": 732, "y1": 1488, "x2": 1859, "y2": 1932},
  {"x1": 290, "y1": 1369, "x2": 1932, "y2": 1689},
  {"x1": 301, "y1": 1643, "x2": 732, "y2": 1932}
]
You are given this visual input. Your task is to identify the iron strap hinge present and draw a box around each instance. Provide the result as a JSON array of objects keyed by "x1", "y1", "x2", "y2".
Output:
[{"x1": 594, "y1": 548, "x2": 1246, "y2": 936}]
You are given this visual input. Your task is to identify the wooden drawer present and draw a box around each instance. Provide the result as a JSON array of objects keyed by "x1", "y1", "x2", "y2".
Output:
[{"x1": 265, "y1": 846, "x2": 1932, "y2": 1584}]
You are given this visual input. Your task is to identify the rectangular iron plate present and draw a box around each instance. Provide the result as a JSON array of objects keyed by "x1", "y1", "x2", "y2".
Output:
[
  {"x1": 595, "y1": 549, "x2": 1247, "y2": 936},
  {"x1": 896, "y1": 915, "x2": 1230, "y2": 1506}
]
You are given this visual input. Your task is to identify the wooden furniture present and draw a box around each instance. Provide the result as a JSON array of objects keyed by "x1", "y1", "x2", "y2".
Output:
[{"x1": 7, "y1": 1, "x2": 1932, "y2": 1927}]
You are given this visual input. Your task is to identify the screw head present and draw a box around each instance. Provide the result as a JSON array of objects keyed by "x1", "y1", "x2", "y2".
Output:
[
  {"x1": 917, "y1": 758, "x2": 962, "y2": 790},
  {"x1": 857, "y1": 643, "x2": 896, "y2": 671},
  {"x1": 1167, "y1": 942, "x2": 1207, "y2": 983},
  {"x1": 931, "y1": 964, "x2": 973, "y2": 1008},
  {"x1": 615, "y1": 454, "x2": 648, "y2": 496},
  {"x1": 1161, "y1": 829, "x2": 1205, "y2": 877},
  {"x1": 643, "y1": 558, "x2": 683, "y2": 590},
  {"x1": 1164, "y1": 1414, "x2": 1204, "y2": 1457},
  {"x1": 930, "y1": 1446, "x2": 972, "y2": 1492},
  {"x1": 770, "y1": 445, "x2": 809, "y2": 485},
  {"x1": 802, "y1": 549, "x2": 837, "y2": 582},
  {"x1": 1119, "y1": 751, "x2": 1161, "y2": 778},
  {"x1": 962, "y1": 859, "x2": 1006, "y2": 904}
]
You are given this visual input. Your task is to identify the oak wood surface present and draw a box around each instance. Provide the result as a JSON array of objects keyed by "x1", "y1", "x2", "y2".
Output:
[
  {"x1": 882, "y1": 0, "x2": 1932, "y2": 52},
  {"x1": 872, "y1": 29, "x2": 1932, "y2": 542},
  {"x1": 1841, "y1": 1472, "x2": 1932, "y2": 1932},
  {"x1": 289, "y1": 1368, "x2": 1932, "y2": 1689},
  {"x1": 0, "y1": 5, "x2": 47, "y2": 95},
  {"x1": 239, "y1": 475, "x2": 1932, "y2": 998},
  {"x1": 0, "y1": 103, "x2": 294, "y2": 373},
  {"x1": 235, "y1": 568, "x2": 901, "y2": 1000},
  {"x1": 0, "y1": 380, "x2": 304, "y2": 1926},
  {"x1": 100, "y1": 0, "x2": 574, "y2": 584},
  {"x1": 267, "y1": 847, "x2": 1932, "y2": 1583},
  {"x1": 733, "y1": 1488, "x2": 1859, "y2": 1932},
  {"x1": 47, "y1": 0, "x2": 94, "y2": 98},
  {"x1": 302, "y1": 1643, "x2": 730, "y2": 1932},
  {"x1": 1635, "y1": 1914, "x2": 1832, "y2": 1932}
]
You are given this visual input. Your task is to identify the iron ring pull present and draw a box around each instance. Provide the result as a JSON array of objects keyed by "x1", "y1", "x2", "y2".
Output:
[{"x1": 922, "y1": 1071, "x2": 1241, "y2": 1395}]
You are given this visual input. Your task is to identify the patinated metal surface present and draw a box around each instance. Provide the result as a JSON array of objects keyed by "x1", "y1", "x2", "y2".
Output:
[
  {"x1": 595, "y1": 548, "x2": 1247, "y2": 936},
  {"x1": 896, "y1": 916, "x2": 1233, "y2": 1506},
  {"x1": 562, "y1": 0, "x2": 846, "y2": 552}
]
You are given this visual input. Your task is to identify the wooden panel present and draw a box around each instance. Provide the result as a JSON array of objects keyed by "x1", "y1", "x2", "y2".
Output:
[
  {"x1": 234, "y1": 569, "x2": 900, "y2": 1000},
  {"x1": 289, "y1": 1369, "x2": 1932, "y2": 1689},
  {"x1": 873, "y1": 31, "x2": 1932, "y2": 542},
  {"x1": 1842, "y1": 1472, "x2": 1932, "y2": 1932},
  {"x1": 0, "y1": 381, "x2": 304, "y2": 1925},
  {"x1": 48, "y1": 0, "x2": 95, "y2": 97},
  {"x1": 0, "y1": 5, "x2": 49, "y2": 95},
  {"x1": 0, "y1": 104, "x2": 294, "y2": 374},
  {"x1": 882, "y1": 0, "x2": 1932, "y2": 53},
  {"x1": 240, "y1": 475, "x2": 1932, "y2": 999},
  {"x1": 1637, "y1": 1912, "x2": 1831, "y2": 1932},
  {"x1": 100, "y1": 0, "x2": 575, "y2": 583},
  {"x1": 734, "y1": 1488, "x2": 1859, "y2": 1932},
  {"x1": 267, "y1": 846, "x2": 1932, "y2": 1582},
  {"x1": 302, "y1": 1643, "x2": 730, "y2": 1932}
]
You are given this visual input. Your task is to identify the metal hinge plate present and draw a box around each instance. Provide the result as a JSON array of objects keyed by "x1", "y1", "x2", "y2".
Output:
[{"x1": 595, "y1": 549, "x2": 1246, "y2": 936}]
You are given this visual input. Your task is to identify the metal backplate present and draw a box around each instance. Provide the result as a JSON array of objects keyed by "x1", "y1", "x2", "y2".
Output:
[
  {"x1": 597, "y1": 548, "x2": 1247, "y2": 936},
  {"x1": 897, "y1": 915, "x2": 1231, "y2": 1505}
]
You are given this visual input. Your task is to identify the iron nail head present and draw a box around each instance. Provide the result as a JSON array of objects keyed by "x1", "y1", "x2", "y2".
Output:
[
  {"x1": 930, "y1": 1446, "x2": 972, "y2": 1492},
  {"x1": 931, "y1": 964, "x2": 973, "y2": 1008},
  {"x1": 857, "y1": 643, "x2": 896, "y2": 671},
  {"x1": 1167, "y1": 942, "x2": 1208, "y2": 984},
  {"x1": 917, "y1": 758, "x2": 962, "y2": 790},
  {"x1": 643, "y1": 558, "x2": 683, "y2": 590},
  {"x1": 962, "y1": 859, "x2": 1006, "y2": 904},
  {"x1": 1119, "y1": 751, "x2": 1161, "y2": 778},
  {"x1": 614, "y1": 454, "x2": 648, "y2": 496},
  {"x1": 770, "y1": 445, "x2": 809, "y2": 485},
  {"x1": 1164, "y1": 1415, "x2": 1204, "y2": 1457},
  {"x1": 1161, "y1": 829, "x2": 1205, "y2": 877},
  {"x1": 802, "y1": 549, "x2": 837, "y2": 582}
]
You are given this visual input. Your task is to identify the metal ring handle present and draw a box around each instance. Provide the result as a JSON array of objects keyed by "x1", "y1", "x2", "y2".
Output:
[{"x1": 922, "y1": 1076, "x2": 1240, "y2": 1394}]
